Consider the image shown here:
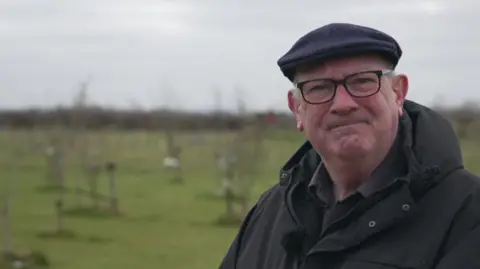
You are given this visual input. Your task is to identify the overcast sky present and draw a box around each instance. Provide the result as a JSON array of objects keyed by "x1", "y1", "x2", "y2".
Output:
[{"x1": 1, "y1": 0, "x2": 479, "y2": 112}]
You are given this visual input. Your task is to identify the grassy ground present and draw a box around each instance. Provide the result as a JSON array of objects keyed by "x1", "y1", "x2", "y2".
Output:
[{"x1": 0, "y1": 128, "x2": 478, "y2": 269}]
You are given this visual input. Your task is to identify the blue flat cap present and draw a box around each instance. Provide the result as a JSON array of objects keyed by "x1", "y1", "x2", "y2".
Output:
[{"x1": 277, "y1": 23, "x2": 402, "y2": 82}]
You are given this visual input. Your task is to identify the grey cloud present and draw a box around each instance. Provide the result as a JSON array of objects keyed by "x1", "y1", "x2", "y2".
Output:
[{"x1": 0, "y1": 0, "x2": 479, "y2": 111}]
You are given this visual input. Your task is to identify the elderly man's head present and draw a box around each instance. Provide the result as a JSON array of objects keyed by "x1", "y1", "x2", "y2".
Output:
[
  {"x1": 287, "y1": 53, "x2": 408, "y2": 163},
  {"x1": 277, "y1": 23, "x2": 408, "y2": 180}
]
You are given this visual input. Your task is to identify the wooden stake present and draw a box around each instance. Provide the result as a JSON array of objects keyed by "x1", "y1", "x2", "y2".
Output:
[
  {"x1": 1, "y1": 189, "x2": 11, "y2": 255},
  {"x1": 87, "y1": 164, "x2": 101, "y2": 210},
  {"x1": 106, "y1": 162, "x2": 119, "y2": 214},
  {"x1": 54, "y1": 199, "x2": 63, "y2": 233}
]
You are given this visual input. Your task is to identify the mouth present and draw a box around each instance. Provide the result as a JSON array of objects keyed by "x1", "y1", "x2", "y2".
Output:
[{"x1": 329, "y1": 121, "x2": 367, "y2": 130}]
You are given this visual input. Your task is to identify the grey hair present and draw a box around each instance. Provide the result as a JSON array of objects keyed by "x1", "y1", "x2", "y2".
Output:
[
  {"x1": 387, "y1": 69, "x2": 397, "y2": 77},
  {"x1": 289, "y1": 87, "x2": 302, "y2": 100}
]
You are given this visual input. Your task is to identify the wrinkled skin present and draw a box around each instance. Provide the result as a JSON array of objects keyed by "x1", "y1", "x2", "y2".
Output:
[{"x1": 288, "y1": 54, "x2": 409, "y2": 197}]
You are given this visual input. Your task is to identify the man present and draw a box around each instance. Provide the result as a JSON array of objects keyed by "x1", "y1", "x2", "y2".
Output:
[{"x1": 219, "y1": 23, "x2": 480, "y2": 269}]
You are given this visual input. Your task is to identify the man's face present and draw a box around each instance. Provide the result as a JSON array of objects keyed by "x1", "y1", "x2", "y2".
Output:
[{"x1": 288, "y1": 55, "x2": 408, "y2": 161}]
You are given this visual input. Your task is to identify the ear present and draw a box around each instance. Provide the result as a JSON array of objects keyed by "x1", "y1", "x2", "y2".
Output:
[
  {"x1": 287, "y1": 89, "x2": 297, "y2": 113},
  {"x1": 392, "y1": 74, "x2": 409, "y2": 116},
  {"x1": 288, "y1": 89, "x2": 304, "y2": 131}
]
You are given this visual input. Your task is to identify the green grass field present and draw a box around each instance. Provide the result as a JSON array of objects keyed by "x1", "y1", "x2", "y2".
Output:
[{"x1": 0, "y1": 128, "x2": 478, "y2": 269}]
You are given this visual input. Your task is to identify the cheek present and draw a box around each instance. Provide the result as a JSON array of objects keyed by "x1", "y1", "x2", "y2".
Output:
[
  {"x1": 366, "y1": 98, "x2": 400, "y2": 131},
  {"x1": 302, "y1": 107, "x2": 329, "y2": 141},
  {"x1": 304, "y1": 107, "x2": 327, "y2": 129},
  {"x1": 360, "y1": 95, "x2": 396, "y2": 121}
]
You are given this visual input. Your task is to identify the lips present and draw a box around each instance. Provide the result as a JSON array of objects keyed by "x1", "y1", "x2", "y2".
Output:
[{"x1": 328, "y1": 120, "x2": 367, "y2": 130}]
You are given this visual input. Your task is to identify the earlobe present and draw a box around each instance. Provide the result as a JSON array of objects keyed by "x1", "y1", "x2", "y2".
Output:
[{"x1": 297, "y1": 121, "x2": 304, "y2": 132}]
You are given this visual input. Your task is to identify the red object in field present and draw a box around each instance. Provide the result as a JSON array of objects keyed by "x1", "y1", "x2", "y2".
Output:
[{"x1": 265, "y1": 112, "x2": 278, "y2": 125}]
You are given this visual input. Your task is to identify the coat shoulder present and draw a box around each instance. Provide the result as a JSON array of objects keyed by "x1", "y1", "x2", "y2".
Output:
[
  {"x1": 437, "y1": 168, "x2": 480, "y2": 198},
  {"x1": 251, "y1": 183, "x2": 286, "y2": 219}
]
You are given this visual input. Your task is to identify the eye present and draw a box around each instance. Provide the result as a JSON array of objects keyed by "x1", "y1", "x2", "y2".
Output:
[
  {"x1": 350, "y1": 72, "x2": 378, "y2": 82},
  {"x1": 304, "y1": 80, "x2": 334, "y2": 93}
]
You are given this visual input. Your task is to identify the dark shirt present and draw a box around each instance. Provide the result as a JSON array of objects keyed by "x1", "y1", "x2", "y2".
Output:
[{"x1": 308, "y1": 132, "x2": 408, "y2": 233}]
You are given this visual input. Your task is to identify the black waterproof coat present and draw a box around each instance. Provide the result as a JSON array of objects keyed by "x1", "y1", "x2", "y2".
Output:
[{"x1": 219, "y1": 100, "x2": 480, "y2": 269}]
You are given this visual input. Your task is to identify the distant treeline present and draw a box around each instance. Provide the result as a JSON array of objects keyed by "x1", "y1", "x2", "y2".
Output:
[
  {"x1": 0, "y1": 106, "x2": 295, "y2": 131},
  {"x1": 0, "y1": 103, "x2": 478, "y2": 133}
]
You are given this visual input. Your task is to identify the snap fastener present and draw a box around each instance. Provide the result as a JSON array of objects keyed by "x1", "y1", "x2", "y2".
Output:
[
  {"x1": 402, "y1": 204, "x2": 410, "y2": 212},
  {"x1": 368, "y1": 221, "x2": 376, "y2": 228},
  {"x1": 280, "y1": 172, "x2": 289, "y2": 179}
]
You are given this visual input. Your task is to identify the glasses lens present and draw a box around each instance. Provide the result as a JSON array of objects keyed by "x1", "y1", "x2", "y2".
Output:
[
  {"x1": 301, "y1": 80, "x2": 335, "y2": 103},
  {"x1": 345, "y1": 72, "x2": 380, "y2": 96}
]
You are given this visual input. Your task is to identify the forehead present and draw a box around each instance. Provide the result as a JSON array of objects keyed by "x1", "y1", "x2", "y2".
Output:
[{"x1": 294, "y1": 54, "x2": 391, "y2": 81}]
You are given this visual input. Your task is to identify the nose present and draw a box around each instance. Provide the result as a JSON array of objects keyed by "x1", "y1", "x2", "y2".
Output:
[{"x1": 329, "y1": 85, "x2": 358, "y2": 115}]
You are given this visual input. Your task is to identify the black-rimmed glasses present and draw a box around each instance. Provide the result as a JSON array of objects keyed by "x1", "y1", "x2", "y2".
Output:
[{"x1": 295, "y1": 70, "x2": 393, "y2": 104}]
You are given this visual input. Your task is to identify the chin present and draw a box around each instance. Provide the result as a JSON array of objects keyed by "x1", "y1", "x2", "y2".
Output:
[
  {"x1": 332, "y1": 137, "x2": 372, "y2": 158},
  {"x1": 335, "y1": 146, "x2": 368, "y2": 160}
]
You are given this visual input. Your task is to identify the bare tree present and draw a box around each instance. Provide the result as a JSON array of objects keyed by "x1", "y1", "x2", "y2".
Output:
[
  {"x1": 44, "y1": 126, "x2": 68, "y2": 191},
  {"x1": 163, "y1": 130, "x2": 183, "y2": 183},
  {"x1": 233, "y1": 122, "x2": 266, "y2": 216},
  {"x1": 160, "y1": 82, "x2": 184, "y2": 183},
  {"x1": 217, "y1": 86, "x2": 267, "y2": 222},
  {"x1": 70, "y1": 81, "x2": 90, "y2": 206}
]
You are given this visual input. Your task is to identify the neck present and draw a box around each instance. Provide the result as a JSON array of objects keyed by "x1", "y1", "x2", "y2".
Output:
[{"x1": 324, "y1": 158, "x2": 378, "y2": 200}]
